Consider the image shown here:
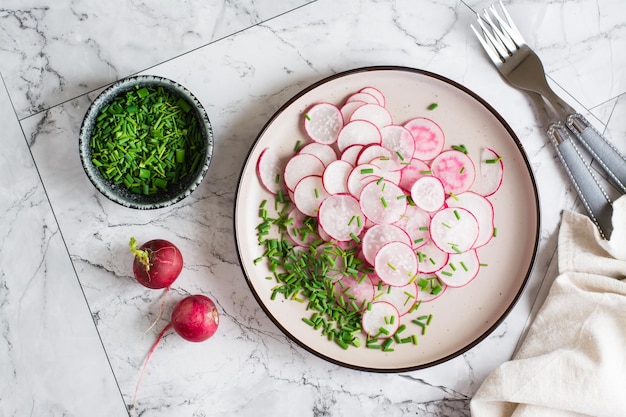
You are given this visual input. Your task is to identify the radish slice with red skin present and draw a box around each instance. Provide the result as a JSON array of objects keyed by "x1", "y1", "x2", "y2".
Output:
[
  {"x1": 404, "y1": 117, "x2": 445, "y2": 161},
  {"x1": 356, "y1": 144, "x2": 393, "y2": 166},
  {"x1": 350, "y1": 103, "x2": 393, "y2": 129},
  {"x1": 398, "y1": 158, "x2": 431, "y2": 192},
  {"x1": 292, "y1": 175, "x2": 330, "y2": 217},
  {"x1": 318, "y1": 194, "x2": 365, "y2": 242},
  {"x1": 430, "y1": 207, "x2": 479, "y2": 254},
  {"x1": 285, "y1": 207, "x2": 319, "y2": 247},
  {"x1": 283, "y1": 153, "x2": 325, "y2": 191},
  {"x1": 416, "y1": 240, "x2": 450, "y2": 274},
  {"x1": 340, "y1": 144, "x2": 364, "y2": 165},
  {"x1": 361, "y1": 301, "x2": 400, "y2": 338},
  {"x1": 359, "y1": 87, "x2": 386, "y2": 106},
  {"x1": 337, "y1": 120, "x2": 382, "y2": 152},
  {"x1": 299, "y1": 142, "x2": 338, "y2": 167},
  {"x1": 410, "y1": 176, "x2": 445, "y2": 213},
  {"x1": 373, "y1": 279, "x2": 418, "y2": 316},
  {"x1": 394, "y1": 205, "x2": 431, "y2": 248},
  {"x1": 347, "y1": 163, "x2": 382, "y2": 198},
  {"x1": 256, "y1": 147, "x2": 285, "y2": 195},
  {"x1": 361, "y1": 224, "x2": 411, "y2": 265},
  {"x1": 374, "y1": 241, "x2": 418, "y2": 287},
  {"x1": 340, "y1": 101, "x2": 366, "y2": 123},
  {"x1": 303, "y1": 102, "x2": 343, "y2": 145},
  {"x1": 430, "y1": 150, "x2": 476, "y2": 195},
  {"x1": 436, "y1": 250, "x2": 480, "y2": 287},
  {"x1": 471, "y1": 147, "x2": 504, "y2": 197},
  {"x1": 322, "y1": 159, "x2": 352, "y2": 195},
  {"x1": 380, "y1": 125, "x2": 415, "y2": 167},
  {"x1": 368, "y1": 157, "x2": 402, "y2": 184},
  {"x1": 416, "y1": 275, "x2": 447, "y2": 302},
  {"x1": 334, "y1": 274, "x2": 375, "y2": 311},
  {"x1": 345, "y1": 92, "x2": 380, "y2": 105},
  {"x1": 359, "y1": 180, "x2": 407, "y2": 225},
  {"x1": 446, "y1": 191, "x2": 495, "y2": 248}
]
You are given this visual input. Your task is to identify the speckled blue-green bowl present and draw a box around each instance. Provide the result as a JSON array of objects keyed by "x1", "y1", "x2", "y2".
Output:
[{"x1": 79, "y1": 75, "x2": 214, "y2": 209}]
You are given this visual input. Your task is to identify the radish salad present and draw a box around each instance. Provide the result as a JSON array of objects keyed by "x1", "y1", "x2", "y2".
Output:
[{"x1": 254, "y1": 86, "x2": 504, "y2": 352}]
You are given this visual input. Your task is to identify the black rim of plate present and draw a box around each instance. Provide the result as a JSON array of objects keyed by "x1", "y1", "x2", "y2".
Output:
[{"x1": 233, "y1": 65, "x2": 540, "y2": 373}]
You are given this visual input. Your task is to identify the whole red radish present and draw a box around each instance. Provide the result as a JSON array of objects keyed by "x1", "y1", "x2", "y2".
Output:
[{"x1": 129, "y1": 237, "x2": 183, "y2": 289}]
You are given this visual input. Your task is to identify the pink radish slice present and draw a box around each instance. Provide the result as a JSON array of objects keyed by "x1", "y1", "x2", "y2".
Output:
[
  {"x1": 361, "y1": 301, "x2": 400, "y2": 337},
  {"x1": 293, "y1": 175, "x2": 330, "y2": 217},
  {"x1": 394, "y1": 205, "x2": 431, "y2": 248},
  {"x1": 340, "y1": 101, "x2": 366, "y2": 123},
  {"x1": 374, "y1": 241, "x2": 418, "y2": 287},
  {"x1": 373, "y1": 279, "x2": 418, "y2": 316},
  {"x1": 345, "y1": 92, "x2": 380, "y2": 105},
  {"x1": 471, "y1": 147, "x2": 504, "y2": 197},
  {"x1": 404, "y1": 117, "x2": 445, "y2": 161},
  {"x1": 318, "y1": 194, "x2": 365, "y2": 242},
  {"x1": 286, "y1": 207, "x2": 319, "y2": 246},
  {"x1": 416, "y1": 240, "x2": 449, "y2": 274},
  {"x1": 359, "y1": 180, "x2": 407, "y2": 225},
  {"x1": 347, "y1": 163, "x2": 382, "y2": 198},
  {"x1": 256, "y1": 147, "x2": 285, "y2": 195},
  {"x1": 380, "y1": 125, "x2": 415, "y2": 167},
  {"x1": 399, "y1": 159, "x2": 431, "y2": 192},
  {"x1": 416, "y1": 275, "x2": 447, "y2": 302},
  {"x1": 334, "y1": 274, "x2": 375, "y2": 311},
  {"x1": 350, "y1": 103, "x2": 393, "y2": 129},
  {"x1": 340, "y1": 144, "x2": 364, "y2": 165},
  {"x1": 361, "y1": 224, "x2": 411, "y2": 266},
  {"x1": 283, "y1": 153, "x2": 325, "y2": 191},
  {"x1": 430, "y1": 150, "x2": 476, "y2": 195},
  {"x1": 356, "y1": 144, "x2": 393, "y2": 166},
  {"x1": 303, "y1": 102, "x2": 343, "y2": 145},
  {"x1": 359, "y1": 87, "x2": 386, "y2": 106},
  {"x1": 322, "y1": 159, "x2": 352, "y2": 195},
  {"x1": 435, "y1": 250, "x2": 480, "y2": 287},
  {"x1": 337, "y1": 120, "x2": 382, "y2": 152},
  {"x1": 446, "y1": 191, "x2": 495, "y2": 248},
  {"x1": 299, "y1": 142, "x2": 338, "y2": 166},
  {"x1": 429, "y1": 207, "x2": 479, "y2": 254},
  {"x1": 410, "y1": 176, "x2": 445, "y2": 212}
]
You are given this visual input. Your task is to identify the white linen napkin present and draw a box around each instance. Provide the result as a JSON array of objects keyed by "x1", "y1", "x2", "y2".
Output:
[{"x1": 470, "y1": 195, "x2": 626, "y2": 417}]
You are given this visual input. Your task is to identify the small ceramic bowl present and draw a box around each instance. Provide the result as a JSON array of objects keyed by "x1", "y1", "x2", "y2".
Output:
[{"x1": 79, "y1": 75, "x2": 214, "y2": 209}]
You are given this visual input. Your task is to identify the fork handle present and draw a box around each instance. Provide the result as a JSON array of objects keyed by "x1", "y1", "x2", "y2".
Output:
[
  {"x1": 567, "y1": 114, "x2": 626, "y2": 193},
  {"x1": 549, "y1": 123, "x2": 613, "y2": 239}
]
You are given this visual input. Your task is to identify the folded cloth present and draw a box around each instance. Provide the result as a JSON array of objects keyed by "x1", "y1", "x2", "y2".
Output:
[{"x1": 470, "y1": 196, "x2": 626, "y2": 417}]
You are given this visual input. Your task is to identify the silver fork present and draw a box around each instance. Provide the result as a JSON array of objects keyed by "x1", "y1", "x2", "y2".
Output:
[{"x1": 471, "y1": 1, "x2": 626, "y2": 239}]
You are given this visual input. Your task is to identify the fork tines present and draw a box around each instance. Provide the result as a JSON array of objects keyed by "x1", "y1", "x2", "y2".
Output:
[{"x1": 471, "y1": 1, "x2": 526, "y2": 66}]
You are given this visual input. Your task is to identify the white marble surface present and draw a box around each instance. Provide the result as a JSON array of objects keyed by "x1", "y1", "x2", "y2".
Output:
[{"x1": 1, "y1": 0, "x2": 624, "y2": 416}]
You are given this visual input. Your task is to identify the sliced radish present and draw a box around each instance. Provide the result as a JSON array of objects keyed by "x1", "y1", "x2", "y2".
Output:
[
  {"x1": 436, "y1": 250, "x2": 480, "y2": 287},
  {"x1": 345, "y1": 92, "x2": 380, "y2": 105},
  {"x1": 299, "y1": 142, "x2": 338, "y2": 166},
  {"x1": 404, "y1": 117, "x2": 445, "y2": 161},
  {"x1": 373, "y1": 279, "x2": 418, "y2": 316},
  {"x1": 471, "y1": 147, "x2": 504, "y2": 197},
  {"x1": 283, "y1": 153, "x2": 325, "y2": 191},
  {"x1": 350, "y1": 103, "x2": 393, "y2": 129},
  {"x1": 380, "y1": 125, "x2": 415, "y2": 167},
  {"x1": 430, "y1": 207, "x2": 479, "y2": 254},
  {"x1": 340, "y1": 144, "x2": 364, "y2": 165},
  {"x1": 334, "y1": 274, "x2": 375, "y2": 311},
  {"x1": 430, "y1": 150, "x2": 476, "y2": 195},
  {"x1": 318, "y1": 194, "x2": 365, "y2": 242},
  {"x1": 340, "y1": 101, "x2": 366, "y2": 123},
  {"x1": 322, "y1": 159, "x2": 352, "y2": 195},
  {"x1": 410, "y1": 176, "x2": 445, "y2": 213},
  {"x1": 394, "y1": 205, "x2": 431, "y2": 248},
  {"x1": 303, "y1": 102, "x2": 343, "y2": 145},
  {"x1": 337, "y1": 120, "x2": 382, "y2": 152},
  {"x1": 416, "y1": 240, "x2": 449, "y2": 274},
  {"x1": 361, "y1": 301, "x2": 400, "y2": 338},
  {"x1": 293, "y1": 175, "x2": 330, "y2": 217},
  {"x1": 359, "y1": 180, "x2": 407, "y2": 225},
  {"x1": 374, "y1": 241, "x2": 418, "y2": 287},
  {"x1": 347, "y1": 163, "x2": 382, "y2": 198},
  {"x1": 256, "y1": 147, "x2": 285, "y2": 195},
  {"x1": 416, "y1": 275, "x2": 447, "y2": 302},
  {"x1": 361, "y1": 224, "x2": 411, "y2": 266},
  {"x1": 398, "y1": 158, "x2": 431, "y2": 192},
  {"x1": 285, "y1": 207, "x2": 319, "y2": 246},
  {"x1": 359, "y1": 86, "x2": 386, "y2": 107},
  {"x1": 368, "y1": 157, "x2": 402, "y2": 184},
  {"x1": 356, "y1": 144, "x2": 393, "y2": 166},
  {"x1": 446, "y1": 191, "x2": 495, "y2": 248}
]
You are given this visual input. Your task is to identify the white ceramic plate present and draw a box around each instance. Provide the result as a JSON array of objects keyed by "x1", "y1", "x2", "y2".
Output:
[{"x1": 234, "y1": 66, "x2": 539, "y2": 372}]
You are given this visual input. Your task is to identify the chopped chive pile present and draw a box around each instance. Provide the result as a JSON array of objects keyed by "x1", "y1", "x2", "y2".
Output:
[{"x1": 89, "y1": 85, "x2": 204, "y2": 195}]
